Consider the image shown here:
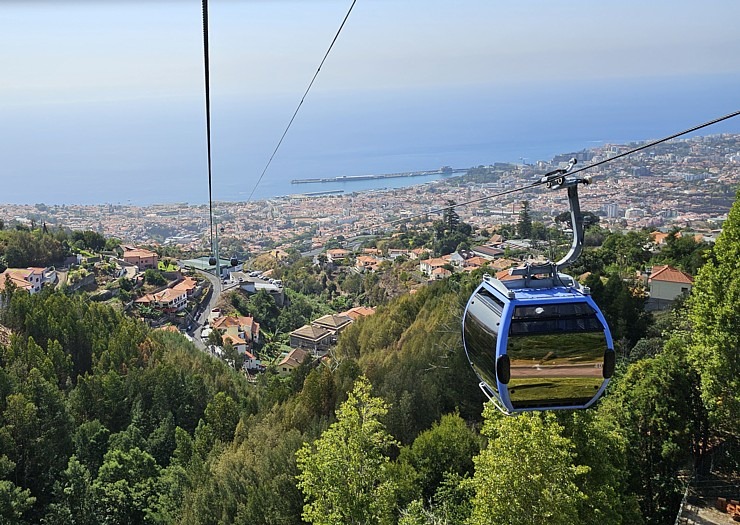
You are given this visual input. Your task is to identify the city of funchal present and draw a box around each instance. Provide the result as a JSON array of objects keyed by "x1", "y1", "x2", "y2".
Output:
[{"x1": 1, "y1": 2, "x2": 739, "y2": 524}]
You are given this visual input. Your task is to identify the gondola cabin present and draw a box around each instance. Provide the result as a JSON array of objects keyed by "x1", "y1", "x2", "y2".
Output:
[{"x1": 463, "y1": 273, "x2": 615, "y2": 415}]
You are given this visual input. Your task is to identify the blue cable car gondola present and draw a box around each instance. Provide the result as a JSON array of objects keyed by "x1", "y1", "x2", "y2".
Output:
[{"x1": 462, "y1": 160, "x2": 615, "y2": 414}]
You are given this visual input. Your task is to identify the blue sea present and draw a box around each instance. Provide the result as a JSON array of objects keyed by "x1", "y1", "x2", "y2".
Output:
[{"x1": 1, "y1": 74, "x2": 739, "y2": 205}]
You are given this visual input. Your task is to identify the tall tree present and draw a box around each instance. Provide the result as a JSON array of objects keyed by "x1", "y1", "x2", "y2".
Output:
[
  {"x1": 296, "y1": 376, "x2": 398, "y2": 525},
  {"x1": 469, "y1": 406, "x2": 588, "y2": 525},
  {"x1": 92, "y1": 447, "x2": 160, "y2": 524},
  {"x1": 442, "y1": 200, "x2": 460, "y2": 232},
  {"x1": 398, "y1": 412, "x2": 479, "y2": 501},
  {"x1": 0, "y1": 455, "x2": 35, "y2": 524},
  {"x1": 517, "y1": 200, "x2": 532, "y2": 239},
  {"x1": 687, "y1": 190, "x2": 740, "y2": 437},
  {"x1": 598, "y1": 339, "x2": 706, "y2": 524}
]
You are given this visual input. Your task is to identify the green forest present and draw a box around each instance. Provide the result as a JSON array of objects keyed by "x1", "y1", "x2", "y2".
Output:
[{"x1": 1, "y1": 193, "x2": 739, "y2": 524}]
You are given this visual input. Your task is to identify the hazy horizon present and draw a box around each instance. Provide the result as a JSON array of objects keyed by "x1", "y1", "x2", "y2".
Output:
[{"x1": 2, "y1": 1, "x2": 739, "y2": 205}]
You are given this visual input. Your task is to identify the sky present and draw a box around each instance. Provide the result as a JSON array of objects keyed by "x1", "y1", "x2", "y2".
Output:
[{"x1": 1, "y1": 1, "x2": 740, "y2": 204}]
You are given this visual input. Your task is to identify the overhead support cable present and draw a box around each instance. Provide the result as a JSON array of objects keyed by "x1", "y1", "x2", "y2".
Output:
[
  {"x1": 202, "y1": 0, "x2": 215, "y2": 253},
  {"x1": 246, "y1": 0, "x2": 359, "y2": 203}
]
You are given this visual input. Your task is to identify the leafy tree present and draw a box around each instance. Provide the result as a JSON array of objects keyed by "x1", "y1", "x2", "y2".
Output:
[
  {"x1": 179, "y1": 409, "x2": 305, "y2": 524},
  {"x1": 398, "y1": 412, "x2": 479, "y2": 501},
  {"x1": 562, "y1": 412, "x2": 644, "y2": 525},
  {"x1": 143, "y1": 269, "x2": 167, "y2": 286},
  {"x1": 245, "y1": 290, "x2": 280, "y2": 333},
  {"x1": 92, "y1": 447, "x2": 160, "y2": 524},
  {"x1": 598, "y1": 340, "x2": 707, "y2": 524},
  {"x1": 296, "y1": 376, "x2": 398, "y2": 525},
  {"x1": 655, "y1": 231, "x2": 709, "y2": 275},
  {"x1": 597, "y1": 230, "x2": 652, "y2": 270},
  {"x1": 400, "y1": 473, "x2": 474, "y2": 525},
  {"x1": 0, "y1": 455, "x2": 35, "y2": 524},
  {"x1": 204, "y1": 392, "x2": 239, "y2": 443},
  {"x1": 687, "y1": 190, "x2": 740, "y2": 438},
  {"x1": 469, "y1": 406, "x2": 588, "y2": 525},
  {"x1": 207, "y1": 328, "x2": 223, "y2": 348},
  {"x1": 43, "y1": 456, "x2": 96, "y2": 525},
  {"x1": 593, "y1": 273, "x2": 652, "y2": 349},
  {"x1": 72, "y1": 420, "x2": 110, "y2": 476}
]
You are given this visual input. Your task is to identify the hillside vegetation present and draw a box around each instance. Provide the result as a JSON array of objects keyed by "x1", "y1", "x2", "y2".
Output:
[{"x1": 1, "y1": 193, "x2": 739, "y2": 524}]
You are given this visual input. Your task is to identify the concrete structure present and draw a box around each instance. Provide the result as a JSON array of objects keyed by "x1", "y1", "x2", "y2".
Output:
[
  {"x1": 312, "y1": 314, "x2": 353, "y2": 335},
  {"x1": 645, "y1": 265, "x2": 694, "y2": 311},
  {"x1": 278, "y1": 347, "x2": 310, "y2": 376},
  {"x1": 135, "y1": 288, "x2": 188, "y2": 312},
  {"x1": 0, "y1": 267, "x2": 45, "y2": 295},
  {"x1": 289, "y1": 324, "x2": 333, "y2": 355},
  {"x1": 122, "y1": 247, "x2": 159, "y2": 270},
  {"x1": 181, "y1": 257, "x2": 234, "y2": 279},
  {"x1": 419, "y1": 257, "x2": 449, "y2": 277}
]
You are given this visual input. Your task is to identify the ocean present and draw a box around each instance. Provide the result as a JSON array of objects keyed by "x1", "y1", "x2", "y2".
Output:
[{"x1": 1, "y1": 74, "x2": 739, "y2": 205}]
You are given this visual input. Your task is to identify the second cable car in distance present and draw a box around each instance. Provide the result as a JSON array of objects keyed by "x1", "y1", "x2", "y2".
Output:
[{"x1": 462, "y1": 159, "x2": 615, "y2": 415}]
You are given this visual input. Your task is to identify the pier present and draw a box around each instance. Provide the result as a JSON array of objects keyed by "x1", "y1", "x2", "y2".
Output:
[{"x1": 290, "y1": 166, "x2": 468, "y2": 184}]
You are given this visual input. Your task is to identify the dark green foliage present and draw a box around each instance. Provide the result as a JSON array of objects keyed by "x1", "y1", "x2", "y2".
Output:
[
  {"x1": 0, "y1": 455, "x2": 35, "y2": 524},
  {"x1": 0, "y1": 229, "x2": 65, "y2": 268},
  {"x1": 70, "y1": 230, "x2": 106, "y2": 252},
  {"x1": 204, "y1": 392, "x2": 239, "y2": 443},
  {"x1": 179, "y1": 410, "x2": 306, "y2": 524},
  {"x1": 588, "y1": 272, "x2": 652, "y2": 349},
  {"x1": 144, "y1": 268, "x2": 167, "y2": 286},
  {"x1": 398, "y1": 413, "x2": 479, "y2": 500},
  {"x1": 0, "y1": 290, "x2": 258, "y2": 521},
  {"x1": 338, "y1": 279, "x2": 484, "y2": 443},
  {"x1": 598, "y1": 341, "x2": 708, "y2": 524},
  {"x1": 43, "y1": 456, "x2": 96, "y2": 525},
  {"x1": 655, "y1": 231, "x2": 710, "y2": 275},
  {"x1": 517, "y1": 200, "x2": 532, "y2": 238},
  {"x1": 92, "y1": 447, "x2": 160, "y2": 524},
  {"x1": 432, "y1": 200, "x2": 474, "y2": 256},
  {"x1": 72, "y1": 420, "x2": 110, "y2": 476}
]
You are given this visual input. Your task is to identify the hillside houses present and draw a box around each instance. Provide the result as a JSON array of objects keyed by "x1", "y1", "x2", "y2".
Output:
[
  {"x1": 289, "y1": 325, "x2": 334, "y2": 355},
  {"x1": 355, "y1": 255, "x2": 382, "y2": 273},
  {"x1": 210, "y1": 314, "x2": 262, "y2": 370},
  {"x1": 646, "y1": 265, "x2": 694, "y2": 310},
  {"x1": 288, "y1": 309, "x2": 374, "y2": 359},
  {"x1": 122, "y1": 246, "x2": 159, "y2": 270},
  {"x1": 135, "y1": 288, "x2": 188, "y2": 313},
  {"x1": 0, "y1": 267, "x2": 46, "y2": 295},
  {"x1": 211, "y1": 314, "x2": 260, "y2": 351},
  {"x1": 326, "y1": 248, "x2": 351, "y2": 264},
  {"x1": 419, "y1": 256, "x2": 450, "y2": 278}
]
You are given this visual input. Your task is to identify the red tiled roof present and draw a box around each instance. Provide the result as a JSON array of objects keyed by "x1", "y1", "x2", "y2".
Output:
[
  {"x1": 0, "y1": 271, "x2": 34, "y2": 292},
  {"x1": 278, "y1": 347, "x2": 309, "y2": 368},
  {"x1": 291, "y1": 324, "x2": 331, "y2": 341},
  {"x1": 340, "y1": 306, "x2": 376, "y2": 320},
  {"x1": 313, "y1": 314, "x2": 352, "y2": 330},
  {"x1": 649, "y1": 265, "x2": 694, "y2": 284},
  {"x1": 495, "y1": 268, "x2": 519, "y2": 281},
  {"x1": 123, "y1": 248, "x2": 158, "y2": 258}
]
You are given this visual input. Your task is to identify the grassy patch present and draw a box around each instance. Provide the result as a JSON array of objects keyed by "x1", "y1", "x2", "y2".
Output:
[
  {"x1": 508, "y1": 376, "x2": 603, "y2": 408},
  {"x1": 158, "y1": 261, "x2": 180, "y2": 272}
]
